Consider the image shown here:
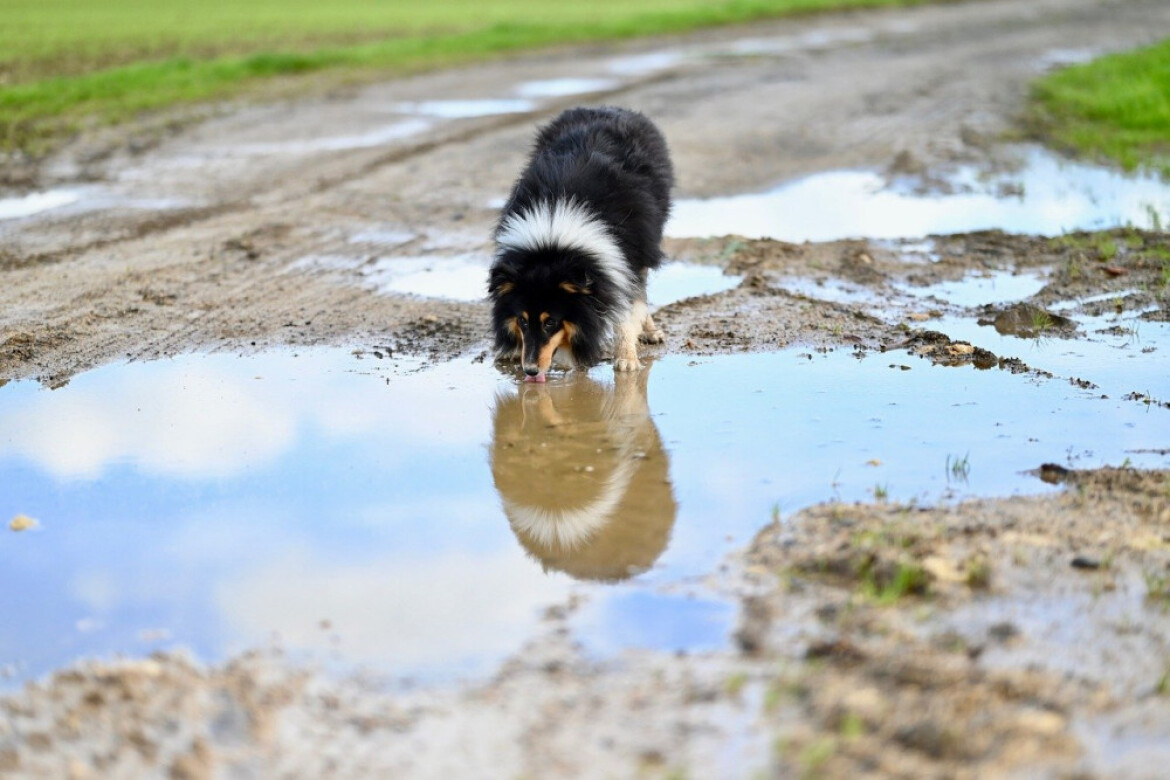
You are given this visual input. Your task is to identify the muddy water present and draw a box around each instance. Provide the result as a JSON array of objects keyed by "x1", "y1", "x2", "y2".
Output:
[
  {"x1": 667, "y1": 146, "x2": 1170, "y2": 241},
  {"x1": 2, "y1": 339, "x2": 1165, "y2": 684}
]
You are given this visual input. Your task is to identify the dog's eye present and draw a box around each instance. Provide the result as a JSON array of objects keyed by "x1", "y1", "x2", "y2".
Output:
[{"x1": 544, "y1": 319, "x2": 560, "y2": 332}]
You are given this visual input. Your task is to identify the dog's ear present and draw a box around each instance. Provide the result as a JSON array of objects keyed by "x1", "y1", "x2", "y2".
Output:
[
  {"x1": 559, "y1": 274, "x2": 593, "y2": 295},
  {"x1": 488, "y1": 264, "x2": 517, "y2": 298}
]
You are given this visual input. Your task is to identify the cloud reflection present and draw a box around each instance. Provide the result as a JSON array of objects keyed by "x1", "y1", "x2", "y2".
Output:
[{"x1": 0, "y1": 352, "x2": 490, "y2": 480}]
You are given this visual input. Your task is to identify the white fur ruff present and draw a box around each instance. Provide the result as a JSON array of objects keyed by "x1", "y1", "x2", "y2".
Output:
[{"x1": 496, "y1": 198, "x2": 637, "y2": 303}]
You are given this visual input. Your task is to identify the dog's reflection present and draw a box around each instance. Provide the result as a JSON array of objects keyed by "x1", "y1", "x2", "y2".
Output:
[{"x1": 490, "y1": 367, "x2": 677, "y2": 582}]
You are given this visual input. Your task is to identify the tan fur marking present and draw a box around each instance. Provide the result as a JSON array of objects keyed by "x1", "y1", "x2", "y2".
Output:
[
  {"x1": 495, "y1": 281, "x2": 515, "y2": 296},
  {"x1": 559, "y1": 282, "x2": 591, "y2": 295},
  {"x1": 508, "y1": 317, "x2": 525, "y2": 358},
  {"x1": 562, "y1": 321, "x2": 577, "y2": 344},
  {"x1": 537, "y1": 327, "x2": 567, "y2": 372},
  {"x1": 539, "y1": 312, "x2": 549, "y2": 325}
]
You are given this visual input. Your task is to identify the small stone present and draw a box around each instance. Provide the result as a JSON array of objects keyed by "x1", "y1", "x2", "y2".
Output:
[
  {"x1": 1015, "y1": 708, "x2": 1066, "y2": 736},
  {"x1": 988, "y1": 621, "x2": 1019, "y2": 642},
  {"x1": 841, "y1": 686, "x2": 887, "y2": 723},
  {"x1": 1070, "y1": 556, "x2": 1100, "y2": 570}
]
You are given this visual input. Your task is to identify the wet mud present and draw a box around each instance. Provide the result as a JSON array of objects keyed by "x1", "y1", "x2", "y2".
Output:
[{"x1": 2, "y1": 0, "x2": 1170, "y2": 775}]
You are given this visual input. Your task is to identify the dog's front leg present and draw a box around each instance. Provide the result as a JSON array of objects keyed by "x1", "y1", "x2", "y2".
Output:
[
  {"x1": 614, "y1": 300, "x2": 646, "y2": 372},
  {"x1": 639, "y1": 310, "x2": 665, "y2": 344}
]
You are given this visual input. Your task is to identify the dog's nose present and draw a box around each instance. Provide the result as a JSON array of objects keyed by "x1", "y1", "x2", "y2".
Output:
[{"x1": 523, "y1": 365, "x2": 540, "y2": 376}]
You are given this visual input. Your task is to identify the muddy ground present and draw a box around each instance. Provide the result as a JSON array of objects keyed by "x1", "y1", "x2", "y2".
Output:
[{"x1": 2, "y1": 0, "x2": 1170, "y2": 775}]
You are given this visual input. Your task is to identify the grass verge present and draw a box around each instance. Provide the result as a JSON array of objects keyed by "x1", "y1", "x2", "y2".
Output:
[
  {"x1": 1, "y1": 0, "x2": 928, "y2": 157},
  {"x1": 1029, "y1": 38, "x2": 1170, "y2": 176}
]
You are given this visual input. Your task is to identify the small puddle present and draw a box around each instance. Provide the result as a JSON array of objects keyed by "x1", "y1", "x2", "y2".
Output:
[
  {"x1": 390, "y1": 99, "x2": 536, "y2": 119},
  {"x1": 896, "y1": 269, "x2": 1051, "y2": 308},
  {"x1": 514, "y1": 78, "x2": 619, "y2": 98},
  {"x1": 0, "y1": 186, "x2": 191, "y2": 224},
  {"x1": 667, "y1": 146, "x2": 1170, "y2": 241},
  {"x1": 346, "y1": 228, "x2": 418, "y2": 248},
  {"x1": 0, "y1": 190, "x2": 81, "y2": 221},
  {"x1": 937, "y1": 313, "x2": 1170, "y2": 404},
  {"x1": 727, "y1": 27, "x2": 873, "y2": 56},
  {"x1": 2, "y1": 344, "x2": 1165, "y2": 684},
  {"x1": 230, "y1": 119, "x2": 432, "y2": 155},
  {"x1": 606, "y1": 51, "x2": 686, "y2": 76}
]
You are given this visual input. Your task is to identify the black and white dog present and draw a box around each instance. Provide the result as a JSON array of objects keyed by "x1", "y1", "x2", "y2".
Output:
[{"x1": 488, "y1": 107, "x2": 674, "y2": 382}]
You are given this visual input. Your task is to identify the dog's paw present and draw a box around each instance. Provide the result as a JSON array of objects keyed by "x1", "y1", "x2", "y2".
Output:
[
  {"x1": 613, "y1": 356, "x2": 644, "y2": 372},
  {"x1": 639, "y1": 328, "x2": 665, "y2": 344}
]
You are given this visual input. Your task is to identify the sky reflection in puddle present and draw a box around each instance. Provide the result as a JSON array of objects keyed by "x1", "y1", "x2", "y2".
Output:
[
  {"x1": 896, "y1": 269, "x2": 1051, "y2": 308},
  {"x1": 229, "y1": 119, "x2": 432, "y2": 155},
  {"x1": 937, "y1": 314, "x2": 1169, "y2": 403},
  {"x1": 0, "y1": 188, "x2": 190, "y2": 223},
  {"x1": 390, "y1": 99, "x2": 536, "y2": 119},
  {"x1": 1, "y1": 344, "x2": 1165, "y2": 684},
  {"x1": 0, "y1": 190, "x2": 82, "y2": 221},
  {"x1": 514, "y1": 78, "x2": 619, "y2": 98},
  {"x1": 667, "y1": 147, "x2": 1170, "y2": 241}
]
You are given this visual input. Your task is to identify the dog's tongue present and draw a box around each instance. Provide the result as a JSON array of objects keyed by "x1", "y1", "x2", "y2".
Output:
[{"x1": 524, "y1": 373, "x2": 547, "y2": 384}]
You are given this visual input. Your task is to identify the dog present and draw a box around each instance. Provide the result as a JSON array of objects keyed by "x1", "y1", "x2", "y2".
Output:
[
  {"x1": 490, "y1": 366, "x2": 677, "y2": 582},
  {"x1": 488, "y1": 106, "x2": 674, "y2": 382}
]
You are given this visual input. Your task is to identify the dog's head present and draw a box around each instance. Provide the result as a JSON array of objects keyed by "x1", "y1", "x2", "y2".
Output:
[{"x1": 488, "y1": 248, "x2": 613, "y2": 381}]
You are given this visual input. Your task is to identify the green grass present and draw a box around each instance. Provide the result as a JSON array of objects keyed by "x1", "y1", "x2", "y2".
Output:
[
  {"x1": 859, "y1": 561, "x2": 930, "y2": 604},
  {"x1": 0, "y1": 0, "x2": 929, "y2": 154},
  {"x1": 1030, "y1": 38, "x2": 1170, "y2": 176}
]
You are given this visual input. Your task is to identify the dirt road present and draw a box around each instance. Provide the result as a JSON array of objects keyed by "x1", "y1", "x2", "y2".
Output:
[{"x1": 2, "y1": 0, "x2": 1170, "y2": 776}]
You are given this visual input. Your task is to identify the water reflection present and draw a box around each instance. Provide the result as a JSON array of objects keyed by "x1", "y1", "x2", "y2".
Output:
[
  {"x1": 667, "y1": 145, "x2": 1170, "y2": 241},
  {"x1": 1, "y1": 345, "x2": 1163, "y2": 684},
  {"x1": 491, "y1": 368, "x2": 676, "y2": 582}
]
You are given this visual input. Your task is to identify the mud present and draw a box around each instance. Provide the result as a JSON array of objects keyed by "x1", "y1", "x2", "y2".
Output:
[{"x1": 2, "y1": 0, "x2": 1170, "y2": 775}]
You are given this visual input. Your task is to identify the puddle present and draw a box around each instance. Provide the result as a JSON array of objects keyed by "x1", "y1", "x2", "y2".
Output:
[
  {"x1": 1036, "y1": 47, "x2": 1099, "y2": 71},
  {"x1": 936, "y1": 313, "x2": 1170, "y2": 403},
  {"x1": 514, "y1": 78, "x2": 619, "y2": 98},
  {"x1": 0, "y1": 189, "x2": 82, "y2": 221},
  {"x1": 366, "y1": 253, "x2": 489, "y2": 300},
  {"x1": 727, "y1": 27, "x2": 874, "y2": 56},
  {"x1": 346, "y1": 228, "x2": 418, "y2": 248},
  {"x1": 667, "y1": 146, "x2": 1170, "y2": 241},
  {"x1": 896, "y1": 269, "x2": 1050, "y2": 308},
  {"x1": 646, "y1": 263, "x2": 741, "y2": 306},
  {"x1": 301, "y1": 253, "x2": 741, "y2": 306},
  {"x1": 780, "y1": 277, "x2": 885, "y2": 309},
  {"x1": 230, "y1": 119, "x2": 432, "y2": 155},
  {"x1": 606, "y1": 51, "x2": 686, "y2": 76},
  {"x1": 2, "y1": 343, "x2": 1166, "y2": 684},
  {"x1": 390, "y1": 99, "x2": 536, "y2": 119},
  {"x1": 0, "y1": 186, "x2": 192, "y2": 225}
]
